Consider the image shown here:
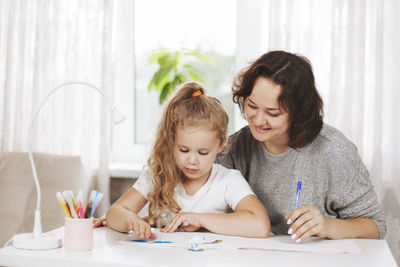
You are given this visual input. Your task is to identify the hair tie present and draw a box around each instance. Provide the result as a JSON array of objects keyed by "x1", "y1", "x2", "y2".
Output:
[{"x1": 192, "y1": 90, "x2": 202, "y2": 97}]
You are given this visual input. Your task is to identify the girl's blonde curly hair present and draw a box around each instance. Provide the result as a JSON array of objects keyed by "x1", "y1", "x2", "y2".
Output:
[{"x1": 147, "y1": 81, "x2": 229, "y2": 225}]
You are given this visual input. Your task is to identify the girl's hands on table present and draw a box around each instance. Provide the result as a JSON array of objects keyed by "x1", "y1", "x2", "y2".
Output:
[
  {"x1": 93, "y1": 217, "x2": 107, "y2": 228},
  {"x1": 124, "y1": 214, "x2": 157, "y2": 239},
  {"x1": 161, "y1": 212, "x2": 202, "y2": 233},
  {"x1": 94, "y1": 215, "x2": 156, "y2": 239}
]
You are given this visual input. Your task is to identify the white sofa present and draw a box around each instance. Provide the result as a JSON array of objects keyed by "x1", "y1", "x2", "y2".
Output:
[{"x1": 0, "y1": 152, "x2": 93, "y2": 246}]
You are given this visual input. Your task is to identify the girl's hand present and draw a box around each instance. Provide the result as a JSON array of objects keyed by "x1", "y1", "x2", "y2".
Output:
[
  {"x1": 125, "y1": 214, "x2": 157, "y2": 239},
  {"x1": 93, "y1": 217, "x2": 107, "y2": 228},
  {"x1": 161, "y1": 212, "x2": 202, "y2": 233},
  {"x1": 285, "y1": 205, "x2": 329, "y2": 243}
]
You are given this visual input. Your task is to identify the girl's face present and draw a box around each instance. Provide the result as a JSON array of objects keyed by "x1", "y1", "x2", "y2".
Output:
[
  {"x1": 173, "y1": 125, "x2": 223, "y2": 183},
  {"x1": 244, "y1": 77, "x2": 290, "y2": 154}
]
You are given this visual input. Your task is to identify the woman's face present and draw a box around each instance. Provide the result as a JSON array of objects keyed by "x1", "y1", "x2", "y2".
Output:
[{"x1": 244, "y1": 77, "x2": 290, "y2": 153}]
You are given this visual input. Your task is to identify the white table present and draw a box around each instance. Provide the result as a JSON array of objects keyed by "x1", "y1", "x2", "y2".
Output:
[{"x1": 0, "y1": 227, "x2": 397, "y2": 267}]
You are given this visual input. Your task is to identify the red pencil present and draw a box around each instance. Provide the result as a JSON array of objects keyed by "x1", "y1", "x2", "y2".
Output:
[{"x1": 84, "y1": 202, "x2": 90, "y2": 218}]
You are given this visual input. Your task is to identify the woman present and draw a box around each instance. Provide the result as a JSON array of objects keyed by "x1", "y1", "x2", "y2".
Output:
[{"x1": 217, "y1": 50, "x2": 386, "y2": 242}]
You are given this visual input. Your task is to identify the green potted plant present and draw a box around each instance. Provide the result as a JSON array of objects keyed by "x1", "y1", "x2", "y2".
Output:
[{"x1": 147, "y1": 48, "x2": 215, "y2": 104}]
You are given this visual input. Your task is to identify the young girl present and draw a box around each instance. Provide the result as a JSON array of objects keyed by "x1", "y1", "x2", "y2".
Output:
[{"x1": 106, "y1": 82, "x2": 270, "y2": 239}]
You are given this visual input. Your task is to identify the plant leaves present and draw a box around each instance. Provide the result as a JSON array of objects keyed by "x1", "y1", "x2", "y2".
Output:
[
  {"x1": 159, "y1": 81, "x2": 173, "y2": 104},
  {"x1": 148, "y1": 64, "x2": 174, "y2": 91},
  {"x1": 158, "y1": 73, "x2": 187, "y2": 104},
  {"x1": 147, "y1": 49, "x2": 213, "y2": 104},
  {"x1": 158, "y1": 53, "x2": 174, "y2": 67},
  {"x1": 184, "y1": 51, "x2": 215, "y2": 67},
  {"x1": 147, "y1": 50, "x2": 170, "y2": 65},
  {"x1": 174, "y1": 73, "x2": 187, "y2": 85},
  {"x1": 148, "y1": 75, "x2": 156, "y2": 91},
  {"x1": 183, "y1": 64, "x2": 204, "y2": 83}
]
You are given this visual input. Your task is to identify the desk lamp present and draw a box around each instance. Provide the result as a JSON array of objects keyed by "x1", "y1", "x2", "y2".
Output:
[{"x1": 12, "y1": 81, "x2": 125, "y2": 250}]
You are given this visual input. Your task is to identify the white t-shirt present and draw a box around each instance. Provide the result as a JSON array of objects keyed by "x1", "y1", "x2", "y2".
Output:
[{"x1": 133, "y1": 163, "x2": 254, "y2": 213}]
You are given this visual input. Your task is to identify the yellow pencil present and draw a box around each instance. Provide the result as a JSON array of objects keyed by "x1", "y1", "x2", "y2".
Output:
[{"x1": 56, "y1": 192, "x2": 71, "y2": 218}]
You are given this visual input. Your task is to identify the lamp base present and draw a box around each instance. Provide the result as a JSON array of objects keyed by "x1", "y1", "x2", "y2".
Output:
[{"x1": 12, "y1": 233, "x2": 62, "y2": 250}]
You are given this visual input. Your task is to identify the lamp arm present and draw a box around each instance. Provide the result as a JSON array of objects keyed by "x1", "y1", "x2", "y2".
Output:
[{"x1": 28, "y1": 81, "x2": 121, "y2": 236}]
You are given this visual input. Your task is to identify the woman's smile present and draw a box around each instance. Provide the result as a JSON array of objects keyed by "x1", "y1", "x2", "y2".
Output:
[{"x1": 254, "y1": 125, "x2": 271, "y2": 133}]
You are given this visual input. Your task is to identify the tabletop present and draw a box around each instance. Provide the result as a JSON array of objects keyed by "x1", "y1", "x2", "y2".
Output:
[{"x1": 0, "y1": 227, "x2": 397, "y2": 267}]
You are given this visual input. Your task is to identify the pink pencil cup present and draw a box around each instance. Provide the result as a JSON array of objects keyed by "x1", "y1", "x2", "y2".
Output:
[{"x1": 63, "y1": 217, "x2": 93, "y2": 250}]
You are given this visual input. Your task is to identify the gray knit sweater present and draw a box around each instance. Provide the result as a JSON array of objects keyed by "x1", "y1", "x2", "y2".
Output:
[{"x1": 217, "y1": 124, "x2": 386, "y2": 238}]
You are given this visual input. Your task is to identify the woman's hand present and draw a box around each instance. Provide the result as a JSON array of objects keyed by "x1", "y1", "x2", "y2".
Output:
[
  {"x1": 285, "y1": 205, "x2": 329, "y2": 243},
  {"x1": 124, "y1": 213, "x2": 157, "y2": 239},
  {"x1": 161, "y1": 212, "x2": 202, "y2": 233}
]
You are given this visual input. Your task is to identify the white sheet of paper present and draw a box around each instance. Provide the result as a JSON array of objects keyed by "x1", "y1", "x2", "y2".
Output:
[{"x1": 119, "y1": 229, "x2": 362, "y2": 254}]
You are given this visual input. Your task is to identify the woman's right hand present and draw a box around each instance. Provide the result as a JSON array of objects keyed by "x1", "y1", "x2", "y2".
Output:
[
  {"x1": 285, "y1": 205, "x2": 329, "y2": 242},
  {"x1": 124, "y1": 214, "x2": 157, "y2": 239}
]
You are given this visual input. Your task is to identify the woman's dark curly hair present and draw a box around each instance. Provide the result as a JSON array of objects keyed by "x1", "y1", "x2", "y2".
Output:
[{"x1": 233, "y1": 50, "x2": 324, "y2": 148}]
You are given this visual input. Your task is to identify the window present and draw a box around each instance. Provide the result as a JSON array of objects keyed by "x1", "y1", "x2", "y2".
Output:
[{"x1": 111, "y1": 0, "x2": 237, "y2": 166}]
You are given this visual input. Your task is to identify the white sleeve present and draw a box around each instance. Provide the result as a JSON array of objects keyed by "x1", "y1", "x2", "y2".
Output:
[
  {"x1": 223, "y1": 169, "x2": 255, "y2": 211},
  {"x1": 132, "y1": 170, "x2": 154, "y2": 200}
]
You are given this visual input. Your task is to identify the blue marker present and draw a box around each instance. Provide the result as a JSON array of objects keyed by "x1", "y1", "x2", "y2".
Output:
[{"x1": 295, "y1": 181, "x2": 302, "y2": 209}]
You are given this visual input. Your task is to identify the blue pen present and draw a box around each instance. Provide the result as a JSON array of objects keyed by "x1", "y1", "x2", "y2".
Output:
[{"x1": 295, "y1": 181, "x2": 302, "y2": 209}]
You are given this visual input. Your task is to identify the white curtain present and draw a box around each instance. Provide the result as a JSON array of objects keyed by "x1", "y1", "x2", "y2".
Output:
[
  {"x1": 0, "y1": 0, "x2": 118, "y2": 215},
  {"x1": 237, "y1": 0, "x2": 400, "y2": 262}
]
